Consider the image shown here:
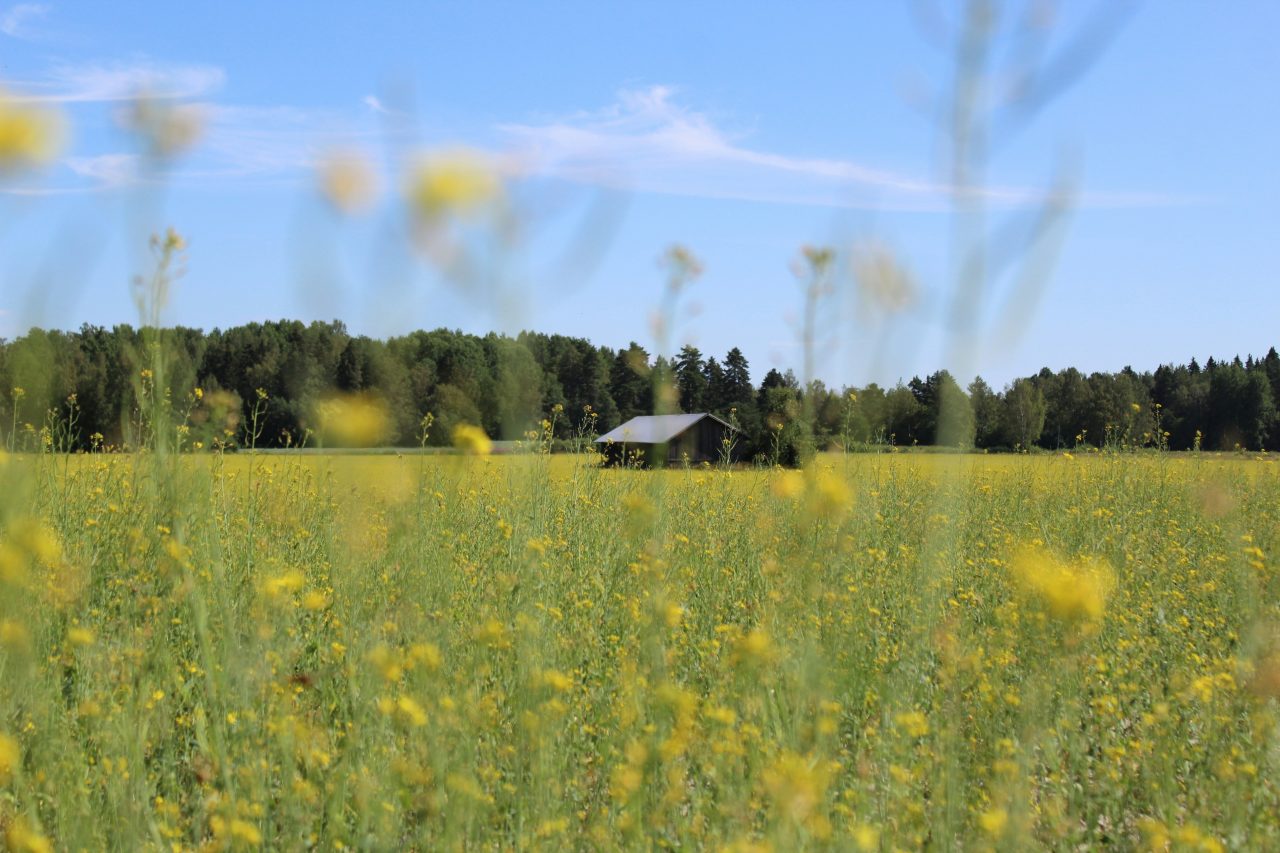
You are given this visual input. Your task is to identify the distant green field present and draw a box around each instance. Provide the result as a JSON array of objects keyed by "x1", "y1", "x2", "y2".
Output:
[{"x1": 1, "y1": 449, "x2": 1277, "y2": 849}]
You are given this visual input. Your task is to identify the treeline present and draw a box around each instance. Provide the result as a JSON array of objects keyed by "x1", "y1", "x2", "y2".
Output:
[{"x1": 1, "y1": 319, "x2": 1278, "y2": 456}]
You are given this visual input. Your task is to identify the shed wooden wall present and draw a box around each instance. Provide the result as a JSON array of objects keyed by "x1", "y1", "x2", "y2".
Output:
[
  {"x1": 664, "y1": 418, "x2": 733, "y2": 464},
  {"x1": 599, "y1": 417, "x2": 737, "y2": 466}
]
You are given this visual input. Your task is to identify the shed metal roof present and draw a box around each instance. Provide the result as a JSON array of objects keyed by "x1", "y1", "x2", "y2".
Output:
[{"x1": 595, "y1": 413, "x2": 734, "y2": 444}]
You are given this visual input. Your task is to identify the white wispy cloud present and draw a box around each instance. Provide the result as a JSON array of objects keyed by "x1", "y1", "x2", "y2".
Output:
[
  {"x1": 3, "y1": 77, "x2": 381, "y2": 195},
  {"x1": 197, "y1": 104, "x2": 354, "y2": 175},
  {"x1": 42, "y1": 104, "x2": 377, "y2": 194},
  {"x1": 64, "y1": 153, "x2": 137, "y2": 187},
  {"x1": 499, "y1": 85, "x2": 1183, "y2": 210},
  {"x1": 0, "y1": 3, "x2": 49, "y2": 39},
  {"x1": 6, "y1": 59, "x2": 226, "y2": 103},
  {"x1": 2, "y1": 74, "x2": 1183, "y2": 208},
  {"x1": 363, "y1": 94, "x2": 404, "y2": 117}
]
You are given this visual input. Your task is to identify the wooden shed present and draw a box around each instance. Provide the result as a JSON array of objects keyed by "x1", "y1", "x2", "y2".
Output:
[{"x1": 595, "y1": 413, "x2": 738, "y2": 466}]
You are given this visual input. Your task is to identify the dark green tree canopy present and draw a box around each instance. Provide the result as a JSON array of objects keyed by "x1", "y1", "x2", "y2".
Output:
[{"x1": 3, "y1": 320, "x2": 1278, "y2": 455}]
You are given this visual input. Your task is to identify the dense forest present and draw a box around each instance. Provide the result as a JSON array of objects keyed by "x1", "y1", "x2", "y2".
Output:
[{"x1": 1, "y1": 319, "x2": 1278, "y2": 459}]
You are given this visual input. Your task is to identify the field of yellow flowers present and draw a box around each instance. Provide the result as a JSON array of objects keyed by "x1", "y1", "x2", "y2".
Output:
[{"x1": 1, "y1": 449, "x2": 1278, "y2": 850}]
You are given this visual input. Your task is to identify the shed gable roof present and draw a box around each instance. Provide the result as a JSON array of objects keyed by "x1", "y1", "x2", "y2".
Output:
[{"x1": 595, "y1": 413, "x2": 734, "y2": 444}]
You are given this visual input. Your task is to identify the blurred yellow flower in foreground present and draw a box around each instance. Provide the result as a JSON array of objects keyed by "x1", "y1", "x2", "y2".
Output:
[
  {"x1": 0, "y1": 517, "x2": 63, "y2": 586},
  {"x1": 0, "y1": 92, "x2": 61, "y2": 170},
  {"x1": 895, "y1": 710, "x2": 930, "y2": 738},
  {"x1": 123, "y1": 96, "x2": 202, "y2": 158},
  {"x1": 5, "y1": 817, "x2": 51, "y2": 853},
  {"x1": 537, "y1": 668, "x2": 573, "y2": 692},
  {"x1": 395, "y1": 696, "x2": 429, "y2": 727},
  {"x1": 0, "y1": 619, "x2": 30, "y2": 652},
  {"x1": 1009, "y1": 546, "x2": 1114, "y2": 631},
  {"x1": 852, "y1": 239, "x2": 916, "y2": 314},
  {"x1": 152, "y1": 227, "x2": 186, "y2": 254},
  {"x1": 452, "y1": 423, "x2": 492, "y2": 456},
  {"x1": 770, "y1": 470, "x2": 804, "y2": 499},
  {"x1": 806, "y1": 471, "x2": 851, "y2": 519},
  {"x1": 315, "y1": 393, "x2": 391, "y2": 447},
  {"x1": 763, "y1": 750, "x2": 831, "y2": 829},
  {"x1": 209, "y1": 815, "x2": 261, "y2": 847},
  {"x1": 729, "y1": 627, "x2": 777, "y2": 669},
  {"x1": 978, "y1": 807, "x2": 1008, "y2": 836},
  {"x1": 263, "y1": 570, "x2": 306, "y2": 600},
  {"x1": 770, "y1": 469, "x2": 850, "y2": 520},
  {"x1": 406, "y1": 148, "x2": 502, "y2": 222},
  {"x1": 0, "y1": 731, "x2": 18, "y2": 783},
  {"x1": 67, "y1": 627, "x2": 95, "y2": 648},
  {"x1": 318, "y1": 150, "x2": 377, "y2": 214}
]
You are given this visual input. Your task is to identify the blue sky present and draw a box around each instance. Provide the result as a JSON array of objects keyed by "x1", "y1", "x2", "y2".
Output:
[{"x1": 0, "y1": 2, "x2": 1277, "y2": 389}]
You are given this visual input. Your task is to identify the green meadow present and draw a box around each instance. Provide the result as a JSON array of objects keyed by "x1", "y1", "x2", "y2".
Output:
[{"x1": 2, "y1": 449, "x2": 1277, "y2": 850}]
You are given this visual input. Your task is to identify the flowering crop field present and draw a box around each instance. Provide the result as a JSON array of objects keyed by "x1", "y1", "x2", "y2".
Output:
[{"x1": 1, "y1": 450, "x2": 1279, "y2": 851}]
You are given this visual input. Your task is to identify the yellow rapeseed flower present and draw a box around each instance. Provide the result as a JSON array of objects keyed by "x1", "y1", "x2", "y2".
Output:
[
  {"x1": 0, "y1": 543, "x2": 25, "y2": 585},
  {"x1": 852, "y1": 824, "x2": 880, "y2": 851},
  {"x1": 1173, "y1": 824, "x2": 1224, "y2": 853},
  {"x1": 124, "y1": 96, "x2": 203, "y2": 158},
  {"x1": 704, "y1": 705, "x2": 737, "y2": 726},
  {"x1": 67, "y1": 627, "x2": 96, "y2": 648},
  {"x1": 621, "y1": 492, "x2": 656, "y2": 536},
  {"x1": 771, "y1": 470, "x2": 804, "y2": 499},
  {"x1": 452, "y1": 423, "x2": 492, "y2": 456},
  {"x1": 852, "y1": 240, "x2": 916, "y2": 313},
  {"x1": 0, "y1": 731, "x2": 19, "y2": 784},
  {"x1": 806, "y1": 471, "x2": 851, "y2": 519},
  {"x1": 0, "y1": 619, "x2": 30, "y2": 652},
  {"x1": 13, "y1": 517, "x2": 62, "y2": 564},
  {"x1": 396, "y1": 696, "x2": 429, "y2": 727},
  {"x1": 978, "y1": 807, "x2": 1008, "y2": 836},
  {"x1": 730, "y1": 628, "x2": 777, "y2": 669},
  {"x1": 1, "y1": 517, "x2": 63, "y2": 587},
  {"x1": 210, "y1": 814, "x2": 261, "y2": 847},
  {"x1": 1138, "y1": 818, "x2": 1171, "y2": 851},
  {"x1": 762, "y1": 750, "x2": 830, "y2": 825},
  {"x1": 406, "y1": 148, "x2": 502, "y2": 222},
  {"x1": 1249, "y1": 650, "x2": 1280, "y2": 699},
  {"x1": 4, "y1": 817, "x2": 51, "y2": 853},
  {"x1": 538, "y1": 669, "x2": 573, "y2": 692},
  {"x1": 263, "y1": 570, "x2": 306, "y2": 599},
  {"x1": 610, "y1": 763, "x2": 643, "y2": 801},
  {"x1": 894, "y1": 710, "x2": 929, "y2": 738},
  {"x1": 229, "y1": 819, "x2": 262, "y2": 846},
  {"x1": 317, "y1": 149, "x2": 377, "y2": 214},
  {"x1": 0, "y1": 92, "x2": 61, "y2": 171},
  {"x1": 535, "y1": 818, "x2": 570, "y2": 839},
  {"x1": 408, "y1": 641, "x2": 442, "y2": 672},
  {"x1": 368, "y1": 645, "x2": 405, "y2": 682},
  {"x1": 314, "y1": 393, "x2": 391, "y2": 447},
  {"x1": 473, "y1": 618, "x2": 508, "y2": 648},
  {"x1": 1009, "y1": 546, "x2": 1114, "y2": 632}
]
